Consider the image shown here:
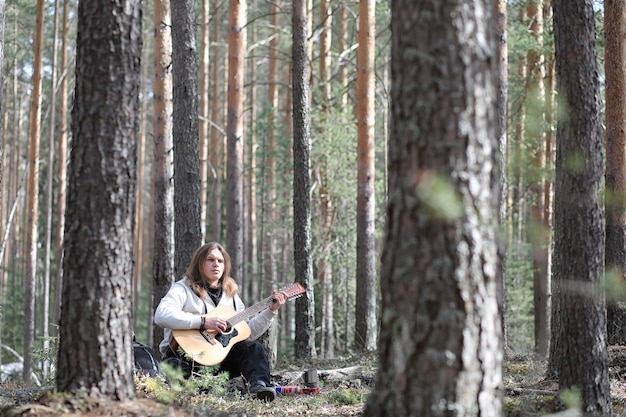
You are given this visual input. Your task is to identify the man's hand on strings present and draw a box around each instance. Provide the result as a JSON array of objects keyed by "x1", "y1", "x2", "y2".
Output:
[
  {"x1": 269, "y1": 291, "x2": 287, "y2": 312},
  {"x1": 205, "y1": 316, "x2": 228, "y2": 333}
]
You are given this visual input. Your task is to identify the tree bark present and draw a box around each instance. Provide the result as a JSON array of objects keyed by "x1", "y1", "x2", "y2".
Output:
[
  {"x1": 23, "y1": 0, "x2": 44, "y2": 383},
  {"x1": 604, "y1": 0, "x2": 626, "y2": 346},
  {"x1": 199, "y1": 0, "x2": 210, "y2": 243},
  {"x1": 42, "y1": 0, "x2": 60, "y2": 378},
  {"x1": 354, "y1": 0, "x2": 377, "y2": 353},
  {"x1": 292, "y1": 0, "x2": 316, "y2": 359},
  {"x1": 172, "y1": 0, "x2": 202, "y2": 277},
  {"x1": 54, "y1": 0, "x2": 70, "y2": 330},
  {"x1": 524, "y1": 0, "x2": 551, "y2": 358},
  {"x1": 495, "y1": 0, "x2": 508, "y2": 354},
  {"x1": 208, "y1": 0, "x2": 223, "y2": 241},
  {"x1": 364, "y1": 0, "x2": 502, "y2": 414},
  {"x1": 226, "y1": 0, "x2": 246, "y2": 281},
  {"x1": 57, "y1": 0, "x2": 141, "y2": 398},
  {"x1": 551, "y1": 0, "x2": 610, "y2": 412},
  {"x1": 151, "y1": 0, "x2": 174, "y2": 352}
]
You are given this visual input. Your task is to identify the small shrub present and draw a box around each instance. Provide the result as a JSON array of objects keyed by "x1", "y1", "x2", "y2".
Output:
[{"x1": 328, "y1": 389, "x2": 363, "y2": 405}]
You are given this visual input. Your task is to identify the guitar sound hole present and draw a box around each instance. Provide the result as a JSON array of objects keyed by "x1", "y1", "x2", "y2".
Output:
[
  {"x1": 224, "y1": 323, "x2": 233, "y2": 333},
  {"x1": 215, "y1": 327, "x2": 238, "y2": 348}
]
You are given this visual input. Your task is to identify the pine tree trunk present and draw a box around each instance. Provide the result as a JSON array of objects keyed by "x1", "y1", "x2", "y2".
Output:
[
  {"x1": 261, "y1": 0, "x2": 278, "y2": 313},
  {"x1": 495, "y1": 0, "x2": 509, "y2": 354},
  {"x1": 57, "y1": 0, "x2": 141, "y2": 398},
  {"x1": 42, "y1": 0, "x2": 60, "y2": 378},
  {"x1": 551, "y1": 0, "x2": 610, "y2": 412},
  {"x1": 246, "y1": 0, "x2": 258, "y2": 304},
  {"x1": 354, "y1": 0, "x2": 377, "y2": 352},
  {"x1": 208, "y1": 0, "x2": 223, "y2": 241},
  {"x1": 364, "y1": 0, "x2": 502, "y2": 414},
  {"x1": 151, "y1": 0, "x2": 174, "y2": 352},
  {"x1": 54, "y1": 0, "x2": 70, "y2": 330},
  {"x1": 199, "y1": 0, "x2": 210, "y2": 243},
  {"x1": 172, "y1": 0, "x2": 202, "y2": 276},
  {"x1": 23, "y1": 0, "x2": 44, "y2": 383},
  {"x1": 604, "y1": 0, "x2": 626, "y2": 346},
  {"x1": 226, "y1": 0, "x2": 246, "y2": 282},
  {"x1": 292, "y1": 0, "x2": 316, "y2": 359}
]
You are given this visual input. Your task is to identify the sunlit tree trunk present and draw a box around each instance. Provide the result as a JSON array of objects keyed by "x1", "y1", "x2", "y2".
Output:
[
  {"x1": 42, "y1": 0, "x2": 60, "y2": 378},
  {"x1": 0, "y1": 0, "x2": 6, "y2": 363},
  {"x1": 54, "y1": 0, "x2": 70, "y2": 329},
  {"x1": 282, "y1": 60, "x2": 295, "y2": 353},
  {"x1": 293, "y1": 0, "x2": 316, "y2": 359},
  {"x1": 543, "y1": 0, "x2": 555, "y2": 240},
  {"x1": 208, "y1": 0, "x2": 223, "y2": 241},
  {"x1": 24, "y1": 0, "x2": 45, "y2": 383},
  {"x1": 199, "y1": 0, "x2": 210, "y2": 242},
  {"x1": 525, "y1": 0, "x2": 550, "y2": 357},
  {"x1": 226, "y1": 0, "x2": 246, "y2": 281},
  {"x1": 261, "y1": 0, "x2": 278, "y2": 312},
  {"x1": 246, "y1": 0, "x2": 258, "y2": 304},
  {"x1": 509, "y1": 7, "x2": 527, "y2": 245},
  {"x1": 495, "y1": 0, "x2": 508, "y2": 354},
  {"x1": 354, "y1": 0, "x2": 377, "y2": 352},
  {"x1": 151, "y1": 0, "x2": 174, "y2": 352},
  {"x1": 317, "y1": 0, "x2": 334, "y2": 359},
  {"x1": 134, "y1": 45, "x2": 149, "y2": 332},
  {"x1": 338, "y1": 4, "x2": 349, "y2": 108}
]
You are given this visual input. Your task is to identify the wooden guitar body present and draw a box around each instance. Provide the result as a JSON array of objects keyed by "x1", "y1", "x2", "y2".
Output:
[{"x1": 172, "y1": 306, "x2": 251, "y2": 366}]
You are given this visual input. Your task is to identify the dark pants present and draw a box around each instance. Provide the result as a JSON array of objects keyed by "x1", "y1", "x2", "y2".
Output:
[{"x1": 164, "y1": 340, "x2": 271, "y2": 386}]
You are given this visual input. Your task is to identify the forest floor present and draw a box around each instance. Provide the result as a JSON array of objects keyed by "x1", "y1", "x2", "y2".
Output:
[{"x1": 3, "y1": 348, "x2": 626, "y2": 416}]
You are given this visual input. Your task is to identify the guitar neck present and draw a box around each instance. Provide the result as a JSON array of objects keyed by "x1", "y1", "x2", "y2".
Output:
[{"x1": 228, "y1": 295, "x2": 275, "y2": 325}]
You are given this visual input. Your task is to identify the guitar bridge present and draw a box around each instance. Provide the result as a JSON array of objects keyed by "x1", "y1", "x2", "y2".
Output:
[{"x1": 200, "y1": 329, "x2": 217, "y2": 345}]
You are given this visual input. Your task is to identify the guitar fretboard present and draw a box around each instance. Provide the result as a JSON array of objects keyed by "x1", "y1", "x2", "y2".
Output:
[
  {"x1": 226, "y1": 283, "x2": 304, "y2": 325},
  {"x1": 228, "y1": 295, "x2": 275, "y2": 325}
]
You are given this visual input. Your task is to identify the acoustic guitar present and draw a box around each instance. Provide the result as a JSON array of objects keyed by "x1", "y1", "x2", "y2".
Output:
[{"x1": 171, "y1": 282, "x2": 305, "y2": 366}]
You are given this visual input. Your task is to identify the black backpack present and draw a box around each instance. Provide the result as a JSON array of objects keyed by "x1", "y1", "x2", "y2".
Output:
[{"x1": 133, "y1": 341, "x2": 164, "y2": 378}]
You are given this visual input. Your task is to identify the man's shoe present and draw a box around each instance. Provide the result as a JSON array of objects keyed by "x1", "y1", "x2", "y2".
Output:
[{"x1": 249, "y1": 381, "x2": 276, "y2": 402}]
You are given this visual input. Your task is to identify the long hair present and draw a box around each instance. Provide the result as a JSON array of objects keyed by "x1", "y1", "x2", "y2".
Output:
[{"x1": 185, "y1": 242, "x2": 239, "y2": 299}]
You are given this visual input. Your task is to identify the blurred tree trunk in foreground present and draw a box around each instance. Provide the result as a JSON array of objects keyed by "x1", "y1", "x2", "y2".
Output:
[{"x1": 364, "y1": 0, "x2": 503, "y2": 414}]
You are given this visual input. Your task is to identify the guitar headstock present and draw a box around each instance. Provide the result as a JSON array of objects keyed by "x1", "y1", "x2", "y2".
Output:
[{"x1": 279, "y1": 282, "x2": 306, "y2": 300}]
